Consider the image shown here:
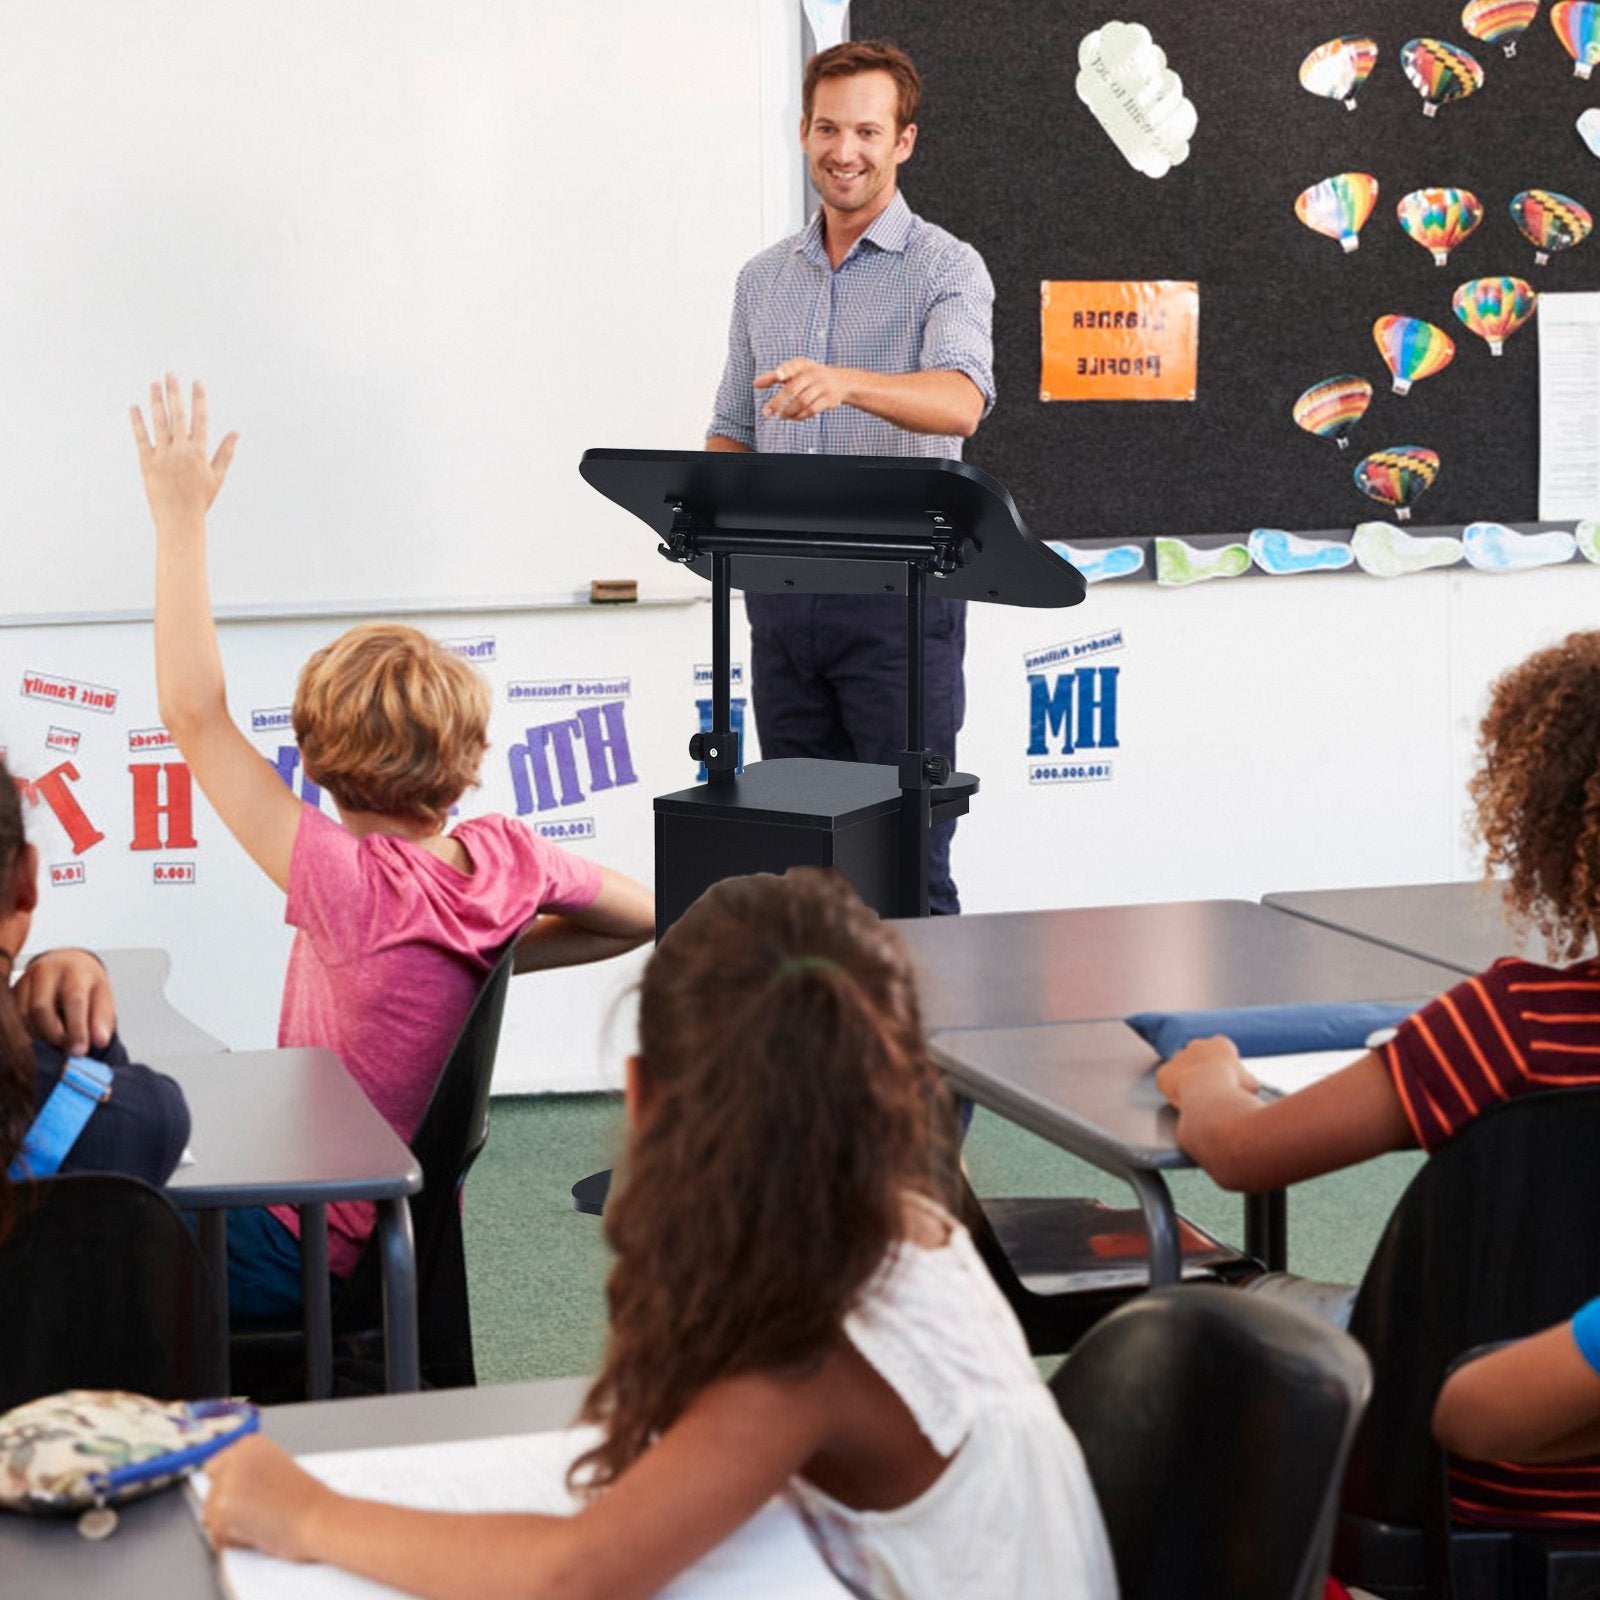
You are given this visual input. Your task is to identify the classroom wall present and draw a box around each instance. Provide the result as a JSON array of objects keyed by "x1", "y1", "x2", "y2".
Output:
[{"x1": 9, "y1": 559, "x2": 1599, "y2": 1092}]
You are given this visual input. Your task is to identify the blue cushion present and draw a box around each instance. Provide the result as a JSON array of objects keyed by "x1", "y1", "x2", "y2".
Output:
[{"x1": 1124, "y1": 1001, "x2": 1417, "y2": 1061}]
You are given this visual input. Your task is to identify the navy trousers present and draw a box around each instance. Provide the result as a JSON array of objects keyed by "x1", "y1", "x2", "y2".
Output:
[{"x1": 746, "y1": 592, "x2": 967, "y2": 915}]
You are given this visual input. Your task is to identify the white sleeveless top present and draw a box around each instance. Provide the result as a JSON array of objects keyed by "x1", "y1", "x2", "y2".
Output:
[{"x1": 786, "y1": 1198, "x2": 1119, "y2": 1600}]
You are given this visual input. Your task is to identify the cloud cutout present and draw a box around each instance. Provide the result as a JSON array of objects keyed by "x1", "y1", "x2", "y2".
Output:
[{"x1": 1077, "y1": 21, "x2": 1196, "y2": 179}]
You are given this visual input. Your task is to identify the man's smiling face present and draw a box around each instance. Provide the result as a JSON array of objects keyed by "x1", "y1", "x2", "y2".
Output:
[{"x1": 801, "y1": 70, "x2": 916, "y2": 219}]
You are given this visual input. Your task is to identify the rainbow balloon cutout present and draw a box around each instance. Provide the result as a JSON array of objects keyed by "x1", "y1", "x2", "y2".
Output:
[
  {"x1": 1295, "y1": 172, "x2": 1380, "y2": 253},
  {"x1": 1373, "y1": 316, "x2": 1457, "y2": 394},
  {"x1": 1400, "y1": 38, "x2": 1485, "y2": 114},
  {"x1": 1299, "y1": 36, "x2": 1380, "y2": 108},
  {"x1": 1397, "y1": 188, "x2": 1484, "y2": 265},
  {"x1": 1355, "y1": 447, "x2": 1441, "y2": 522},
  {"x1": 1552, "y1": 0, "x2": 1600, "y2": 75},
  {"x1": 1510, "y1": 189, "x2": 1594, "y2": 263},
  {"x1": 1452, "y1": 276, "x2": 1538, "y2": 354},
  {"x1": 1292, "y1": 375, "x2": 1374, "y2": 450},
  {"x1": 1462, "y1": 0, "x2": 1541, "y2": 56}
]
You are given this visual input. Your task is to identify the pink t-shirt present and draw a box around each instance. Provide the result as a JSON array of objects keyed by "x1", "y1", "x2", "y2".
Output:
[{"x1": 270, "y1": 805, "x2": 602, "y2": 1275}]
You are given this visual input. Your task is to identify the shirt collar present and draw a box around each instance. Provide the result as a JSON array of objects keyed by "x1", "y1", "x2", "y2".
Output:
[{"x1": 797, "y1": 191, "x2": 913, "y2": 267}]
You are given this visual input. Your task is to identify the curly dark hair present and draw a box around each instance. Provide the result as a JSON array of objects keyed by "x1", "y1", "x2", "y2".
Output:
[
  {"x1": 0, "y1": 760, "x2": 36, "y2": 1239},
  {"x1": 571, "y1": 868, "x2": 959, "y2": 1490},
  {"x1": 1470, "y1": 630, "x2": 1600, "y2": 959}
]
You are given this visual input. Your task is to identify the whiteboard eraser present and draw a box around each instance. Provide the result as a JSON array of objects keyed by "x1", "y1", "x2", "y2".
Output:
[{"x1": 589, "y1": 579, "x2": 638, "y2": 604}]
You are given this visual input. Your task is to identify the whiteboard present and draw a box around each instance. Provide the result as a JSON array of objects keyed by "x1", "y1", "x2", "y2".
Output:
[{"x1": 0, "y1": 0, "x2": 800, "y2": 617}]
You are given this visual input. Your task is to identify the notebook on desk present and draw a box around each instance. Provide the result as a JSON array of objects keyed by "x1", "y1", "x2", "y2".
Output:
[{"x1": 193, "y1": 1427, "x2": 849, "y2": 1600}]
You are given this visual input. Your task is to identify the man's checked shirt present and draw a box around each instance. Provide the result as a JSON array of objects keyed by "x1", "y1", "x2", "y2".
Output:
[{"x1": 708, "y1": 192, "x2": 995, "y2": 459}]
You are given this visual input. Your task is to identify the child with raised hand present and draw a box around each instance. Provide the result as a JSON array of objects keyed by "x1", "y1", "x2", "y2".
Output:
[
  {"x1": 131, "y1": 375, "x2": 654, "y2": 1316},
  {"x1": 1156, "y1": 629, "x2": 1600, "y2": 1194},
  {"x1": 200, "y1": 868, "x2": 1117, "y2": 1600}
]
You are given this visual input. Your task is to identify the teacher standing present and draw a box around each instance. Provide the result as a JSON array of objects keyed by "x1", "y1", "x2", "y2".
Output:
[{"x1": 706, "y1": 39, "x2": 995, "y2": 915}]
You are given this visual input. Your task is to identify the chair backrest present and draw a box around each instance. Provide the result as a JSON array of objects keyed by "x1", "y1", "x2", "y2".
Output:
[
  {"x1": 1051, "y1": 1284, "x2": 1372, "y2": 1600},
  {"x1": 0, "y1": 1173, "x2": 226, "y2": 1410},
  {"x1": 1341, "y1": 1087, "x2": 1600, "y2": 1534},
  {"x1": 336, "y1": 934, "x2": 522, "y2": 1388}
]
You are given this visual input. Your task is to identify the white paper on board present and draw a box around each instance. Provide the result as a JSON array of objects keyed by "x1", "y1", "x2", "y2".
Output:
[
  {"x1": 1537, "y1": 292, "x2": 1600, "y2": 520},
  {"x1": 801, "y1": 0, "x2": 849, "y2": 52},
  {"x1": 1076, "y1": 20, "x2": 1196, "y2": 178}
]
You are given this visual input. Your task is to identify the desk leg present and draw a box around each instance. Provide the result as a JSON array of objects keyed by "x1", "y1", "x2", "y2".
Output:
[
  {"x1": 197, "y1": 1210, "x2": 231, "y2": 1393},
  {"x1": 299, "y1": 1203, "x2": 333, "y2": 1401},
  {"x1": 378, "y1": 1197, "x2": 419, "y2": 1393},
  {"x1": 1245, "y1": 1190, "x2": 1288, "y2": 1272},
  {"x1": 1128, "y1": 1171, "x2": 1181, "y2": 1286}
]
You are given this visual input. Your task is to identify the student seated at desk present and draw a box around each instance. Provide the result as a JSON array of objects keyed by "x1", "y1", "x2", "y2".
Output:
[
  {"x1": 1433, "y1": 1296, "x2": 1600, "y2": 1527},
  {"x1": 201, "y1": 869, "x2": 1116, "y2": 1600},
  {"x1": 130, "y1": 376, "x2": 654, "y2": 1318},
  {"x1": 0, "y1": 757, "x2": 189, "y2": 1208}
]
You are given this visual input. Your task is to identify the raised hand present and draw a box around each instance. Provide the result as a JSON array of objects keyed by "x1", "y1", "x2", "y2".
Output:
[{"x1": 130, "y1": 373, "x2": 239, "y2": 531}]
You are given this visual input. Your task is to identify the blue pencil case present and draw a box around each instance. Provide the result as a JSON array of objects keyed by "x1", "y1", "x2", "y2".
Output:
[{"x1": 1125, "y1": 1000, "x2": 1416, "y2": 1061}]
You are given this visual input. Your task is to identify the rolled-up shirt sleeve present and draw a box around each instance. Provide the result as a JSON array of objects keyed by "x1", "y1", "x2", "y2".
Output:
[
  {"x1": 920, "y1": 242, "x2": 996, "y2": 420},
  {"x1": 708, "y1": 264, "x2": 758, "y2": 447}
]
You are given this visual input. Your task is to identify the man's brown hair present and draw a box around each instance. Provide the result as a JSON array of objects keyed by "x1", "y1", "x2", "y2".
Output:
[{"x1": 802, "y1": 39, "x2": 922, "y2": 130}]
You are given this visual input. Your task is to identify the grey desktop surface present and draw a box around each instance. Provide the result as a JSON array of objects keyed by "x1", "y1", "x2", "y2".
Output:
[
  {"x1": 164, "y1": 1050, "x2": 420, "y2": 1209},
  {"x1": 1263, "y1": 881, "x2": 1559, "y2": 976},
  {"x1": 0, "y1": 1378, "x2": 592, "y2": 1597},
  {"x1": 894, "y1": 898, "x2": 1462, "y2": 1033}
]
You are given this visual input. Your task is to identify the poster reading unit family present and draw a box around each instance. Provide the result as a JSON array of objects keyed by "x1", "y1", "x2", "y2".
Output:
[{"x1": 1040, "y1": 281, "x2": 1199, "y2": 402}]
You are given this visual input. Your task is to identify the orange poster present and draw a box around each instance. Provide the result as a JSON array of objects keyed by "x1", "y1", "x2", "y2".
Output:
[{"x1": 1040, "y1": 280, "x2": 1199, "y2": 402}]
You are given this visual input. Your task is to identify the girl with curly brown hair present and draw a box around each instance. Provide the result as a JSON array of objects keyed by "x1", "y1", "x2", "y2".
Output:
[
  {"x1": 200, "y1": 868, "x2": 1116, "y2": 1600},
  {"x1": 1155, "y1": 629, "x2": 1600, "y2": 1192}
]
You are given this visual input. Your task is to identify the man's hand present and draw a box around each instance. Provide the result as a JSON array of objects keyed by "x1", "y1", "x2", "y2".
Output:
[
  {"x1": 1155, "y1": 1036, "x2": 1260, "y2": 1109},
  {"x1": 754, "y1": 358, "x2": 855, "y2": 422},
  {"x1": 14, "y1": 949, "x2": 115, "y2": 1055},
  {"x1": 130, "y1": 373, "x2": 239, "y2": 532}
]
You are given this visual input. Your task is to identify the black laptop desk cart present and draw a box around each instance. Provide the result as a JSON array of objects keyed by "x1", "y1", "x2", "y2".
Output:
[
  {"x1": 570, "y1": 451, "x2": 1083, "y2": 1218},
  {"x1": 580, "y1": 449, "x2": 1085, "y2": 930}
]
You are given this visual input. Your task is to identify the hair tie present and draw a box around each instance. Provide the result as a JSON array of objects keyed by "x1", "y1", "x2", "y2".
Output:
[{"x1": 769, "y1": 955, "x2": 842, "y2": 988}]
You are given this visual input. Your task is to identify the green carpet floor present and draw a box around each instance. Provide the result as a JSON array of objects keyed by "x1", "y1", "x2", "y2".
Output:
[{"x1": 462, "y1": 1093, "x2": 1425, "y2": 1385}]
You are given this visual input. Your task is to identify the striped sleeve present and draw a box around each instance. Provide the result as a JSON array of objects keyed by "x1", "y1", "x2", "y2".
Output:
[{"x1": 1381, "y1": 965, "x2": 1526, "y2": 1150}]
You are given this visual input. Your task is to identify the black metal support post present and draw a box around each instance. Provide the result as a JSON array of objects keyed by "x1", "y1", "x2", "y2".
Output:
[{"x1": 689, "y1": 550, "x2": 740, "y2": 780}]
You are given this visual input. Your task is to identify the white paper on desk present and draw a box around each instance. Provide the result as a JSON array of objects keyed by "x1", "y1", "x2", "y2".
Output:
[
  {"x1": 1538, "y1": 292, "x2": 1600, "y2": 521},
  {"x1": 193, "y1": 1428, "x2": 848, "y2": 1600},
  {"x1": 1248, "y1": 1048, "x2": 1366, "y2": 1097}
]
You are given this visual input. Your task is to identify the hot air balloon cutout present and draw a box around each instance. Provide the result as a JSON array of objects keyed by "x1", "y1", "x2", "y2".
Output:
[
  {"x1": 1396, "y1": 187, "x2": 1483, "y2": 264},
  {"x1": 1580, "y1": 107, "x2": 1600, "y2": 158},
  {"x1": 1295, "y1": 173, "x2": 1379, "y2": 252},
  {"x1": 1373, "y1": 316, "x2": 1456, "y2": 394},
  {"x1": 1355, "y1": 447, "x2": 1441, "y2": 521},
  {"x1": 1552, "y1": 0, "x2": 1600, "y2": 75},
  {"x1": 1299, "y1": 36, "x2": 1380, "y2": 108},
  {"x1": 1293, "y1": 375, "x2": 1374, "y2": 450},
  {"x1": 1462, "y1": 0, "x2": 1541, "y2": 57},
  {"x1": 1452, "y1": 276, "x2": 1538, "y2": 353},
  {"x1": 1400, "y1": 38, "x2": 1485, "y2": 114},
  {"x1": 1510, "y1": 189, "x2": 1594, "y2": 263}
]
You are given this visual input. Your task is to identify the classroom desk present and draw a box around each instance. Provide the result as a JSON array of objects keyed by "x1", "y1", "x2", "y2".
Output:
[
  {"x1": 99, "y1": 948, "x2": 231, "y2": 1057},
  {"x1": 0, "y1": 1378, "x2": 592, "y2": 1597},
  {"x1": 1262, "y1": 881, "x2": 1553, "y2": 977},
  {"x1": 897, "y1": 900, "x2": 1458, "y2": 1274},
  {"x1": 163, "y1": 1051, "x2": 423, "y2": 1399},
  {"x1": 893, "y1": 898, "x2": 1462, "y2": 1034}
]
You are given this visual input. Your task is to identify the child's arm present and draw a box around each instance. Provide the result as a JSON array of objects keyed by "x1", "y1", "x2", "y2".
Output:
[
  {"x1": 1155, "y1": 1036, "x2": 1415, "y2": 1191},
  {"x1": 13, "y1": 948, "x2": 116, "y2": 1053},
  {"x1": 133, "y1": 375, "x2": 302, "y2": 891},
  {"x1": 203, "y1": 1364, "x2": 840, "y2": 1600},
  {"x1": 512, "y1": 866, "x2": 655, "y2": 973},
  {"x1": 1434, "y1": 1317, "x2": 1600, "y2": 1463}
]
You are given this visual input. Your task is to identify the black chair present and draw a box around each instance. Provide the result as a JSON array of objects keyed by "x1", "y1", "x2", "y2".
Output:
[
  {"x1": 1334, "y1": 1087, "x2": 1600, "y2": 1600},
  {"x1": 0, "y1": 1173, "x2": 226, "y2": 1409},
  {"x1": 1052, "y1": 1283, "x2": 1371, "y2": 1600},
  {"x1": 233, "y1": 934, "x2": 522, "y2": 1396}
]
